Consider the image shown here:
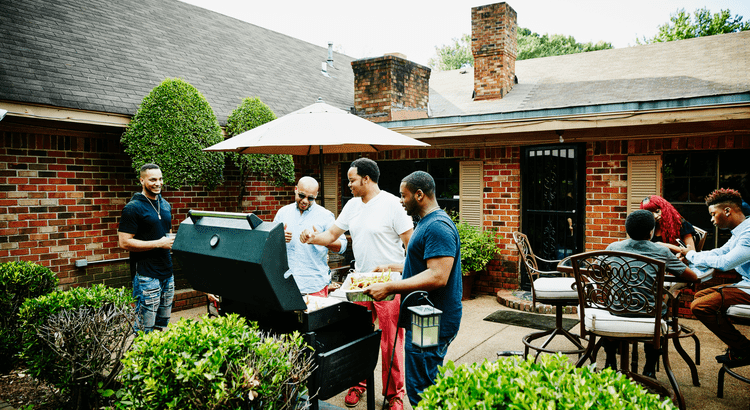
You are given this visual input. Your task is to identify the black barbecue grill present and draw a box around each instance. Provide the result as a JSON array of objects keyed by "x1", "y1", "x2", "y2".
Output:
[{"x1": 173, "y1": 210, "x2": 380, "y2": 410}]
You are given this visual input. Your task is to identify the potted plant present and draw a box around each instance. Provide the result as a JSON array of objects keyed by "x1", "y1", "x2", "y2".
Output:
[{"x1": 450, "y1": 213, "x2": 502, "y2": 300}]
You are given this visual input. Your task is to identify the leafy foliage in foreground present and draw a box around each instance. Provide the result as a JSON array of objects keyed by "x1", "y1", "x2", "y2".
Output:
[
  {"x1": 116, "y1": 314, "x2": 314, "y2": 410},
  {"x1": 18, "y1": 285, "x2": 135, "y2": 409},
  {"x1": 0, "y1": 261, "x2": 58, "y2": 372},
  {"x1": 417, "y1": 354, "x2": 677, "y2": 409}
]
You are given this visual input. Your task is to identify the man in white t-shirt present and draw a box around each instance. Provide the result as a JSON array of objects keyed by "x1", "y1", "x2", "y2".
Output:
[{"x1": 301, "y1": 158, "x2": 413, "y2": 410}]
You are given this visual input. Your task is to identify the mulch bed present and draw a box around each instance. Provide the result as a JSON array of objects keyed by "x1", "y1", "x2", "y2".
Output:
[{"x1": 0, "y1": 366, "x2": 58, "y2": 410}]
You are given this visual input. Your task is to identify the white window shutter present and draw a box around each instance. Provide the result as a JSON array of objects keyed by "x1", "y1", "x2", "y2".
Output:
[
  {"x1": 322, "y1": 163, "x2": 339, "y2": 216},
  {"x1": 627, "y1": 155, "x2": 662, "y2": 214},
  {"x1": 459, "y1": 161, "x2": 483, "y2": 227}
]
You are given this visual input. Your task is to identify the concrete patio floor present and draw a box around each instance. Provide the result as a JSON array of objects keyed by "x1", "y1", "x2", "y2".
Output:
[{"x1": 170, "y1": 294, "x2": 750, "y2": 410}]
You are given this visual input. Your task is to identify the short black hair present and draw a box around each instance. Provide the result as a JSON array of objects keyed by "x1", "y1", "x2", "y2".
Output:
[
  {"x1": 350, "y1": 158, "x2": 380, "y2": 183},
  {"x1": 402, "y1": 171, "x2": 435, "y2": 198},
  {"x1": 140, "y1": 163, "x2": 160, "y2": 175},
  {"x1": 625, "y1": 210, "x2": 655, "y2": 240}
]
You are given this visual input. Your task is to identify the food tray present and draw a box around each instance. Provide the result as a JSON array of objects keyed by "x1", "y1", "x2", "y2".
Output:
[{"x1": 341, "y1": 271, "x2": 401, "y2": 302}]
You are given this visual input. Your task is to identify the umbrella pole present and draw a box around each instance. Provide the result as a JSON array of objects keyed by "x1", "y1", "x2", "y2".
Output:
[{"x1": 318, "y1": 146, "x2": 324, "y2": 207}]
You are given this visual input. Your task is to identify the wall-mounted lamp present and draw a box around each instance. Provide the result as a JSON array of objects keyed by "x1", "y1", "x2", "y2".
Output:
[{"x1": 556, "y1": 130, "x2": 564, "y2": 143}]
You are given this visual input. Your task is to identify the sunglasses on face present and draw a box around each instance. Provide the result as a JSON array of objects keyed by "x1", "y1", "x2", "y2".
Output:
[{"x1": 298, "y1": 192, "x2": 317, "y2": 201}]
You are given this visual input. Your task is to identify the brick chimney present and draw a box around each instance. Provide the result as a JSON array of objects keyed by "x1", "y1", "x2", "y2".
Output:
[
  {"x1": 471, "y1": 2, "x2": 517, "y2": 100},
  {"x1": 352, "y1": 54, "x2": 430, "y2": 123}
]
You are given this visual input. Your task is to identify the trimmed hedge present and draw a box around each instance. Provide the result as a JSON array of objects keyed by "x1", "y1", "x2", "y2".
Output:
[
  {"x1": 18, "y1": 284, "x2": 135, "y2": 409},
  {"x1": 417, "y1": 354, "x2": 677, "y2": 409},
  {"x1": 116, "y1": 314, "x2": 314, "y2": 410},
  {"x1": 0, "y1": 261, "x2": 58, "y2": 372}
]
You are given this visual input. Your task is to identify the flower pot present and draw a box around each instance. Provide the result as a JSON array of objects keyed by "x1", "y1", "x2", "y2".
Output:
[{"x1": 461, "y1": 272, "x2": 475, "y2": 301}]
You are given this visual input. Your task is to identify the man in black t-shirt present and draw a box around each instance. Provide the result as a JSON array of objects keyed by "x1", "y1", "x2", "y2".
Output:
[{"x1": 118, "y1": 163, "x2": 174, "y2": 333}]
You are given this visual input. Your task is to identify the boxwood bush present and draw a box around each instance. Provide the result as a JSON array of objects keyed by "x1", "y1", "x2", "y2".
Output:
[
  {"x1": 116, "y1": 314, "x2": 314, "y2": 410},
  {"x1": 417, "y1": 354, "x2": 677, "y2": 409},
  {"x1": 0, "y1": 261, "x2": 58, "y2": 372},
  {"x1": 18, "y1": 284, "x2": 135, "y2": 409}
]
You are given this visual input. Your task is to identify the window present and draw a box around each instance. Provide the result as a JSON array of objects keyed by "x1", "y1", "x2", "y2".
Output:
[
  {"x1": 663, "y1": 150, "x2": 750, "y2": 249},
  {"x1": 340, "y1": 159, "x2": 460, "y2": 215}
]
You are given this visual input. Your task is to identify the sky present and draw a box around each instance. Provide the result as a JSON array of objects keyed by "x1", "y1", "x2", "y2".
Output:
[{"x1": 179, "y1": 0, "x2": 750, "y2": 67}]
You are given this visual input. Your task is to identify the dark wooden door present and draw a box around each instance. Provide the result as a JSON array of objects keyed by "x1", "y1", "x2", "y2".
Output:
[{"x1": 520, "y1": 144, "x2": 585, "y2": 290}]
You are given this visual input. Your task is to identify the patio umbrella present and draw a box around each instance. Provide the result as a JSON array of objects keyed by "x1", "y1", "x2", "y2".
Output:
[
  {"x1": 204, "y1": 97, "x2": 430, "y2": 155},
  {"x1": 205, "y1": 98, "x2": 430, "y2": 204}
]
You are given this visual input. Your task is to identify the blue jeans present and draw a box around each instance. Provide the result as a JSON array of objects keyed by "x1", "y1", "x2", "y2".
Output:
[
  {"x1": 133, "y1": 274, "x2": 174, "y2": 333},
  {"x1": 404, "y1": 330, "x2": 456, "y2": 407}
]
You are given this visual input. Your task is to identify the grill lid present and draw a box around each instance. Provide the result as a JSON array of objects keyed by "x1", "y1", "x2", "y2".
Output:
[{"x1": 173, "y1": 210, "x2": 306, "y2": 312}]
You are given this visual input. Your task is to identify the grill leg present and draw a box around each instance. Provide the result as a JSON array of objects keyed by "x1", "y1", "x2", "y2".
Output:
[{"x1": 366, "y1": 374, "x2": 375, "y2": 410}]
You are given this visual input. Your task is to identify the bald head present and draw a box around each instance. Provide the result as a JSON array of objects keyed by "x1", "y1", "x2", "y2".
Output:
[{"x1": 295, "y1": 176, "x2": 319, "y2": 213}]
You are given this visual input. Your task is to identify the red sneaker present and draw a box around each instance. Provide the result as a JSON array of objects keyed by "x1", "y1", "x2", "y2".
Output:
[
  {"x1": 344, "y1": 387, "x2": 365, "y2": 407},
  {"x1": 388, "y1": 396, "x2": 404, "y2": 410}
]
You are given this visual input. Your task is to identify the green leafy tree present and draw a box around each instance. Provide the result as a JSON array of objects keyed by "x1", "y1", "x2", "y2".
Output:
[
  {"x1": 517, "y1": 28, "x2": 612, "y2": 60},
  {"x1": 428, "y1": 30, "x2": 612, "y2": 71},
  {"x1": 638, "y1": 8, "x2": 750, "y2": 44},
  {"x1": 121, "y1": 78, "x2": 225, "y2": 190},
  {"x1": 428, "y1": 34, "x2": 473, "y2": 71},
  {"x1": 225, "y1": 97, "x2": 295, "y2": 211}
]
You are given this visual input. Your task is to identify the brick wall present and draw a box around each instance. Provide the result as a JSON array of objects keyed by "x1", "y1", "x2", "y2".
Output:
[
  {"x1": 0, "y1": 121, "x2": 295, "y2": 310},
  {"x1": 352, "y1": 55, "x2": 430, "y2": 123},
  {"x1": 471, "y1": 2, "x2": 517, "y2": 101}
]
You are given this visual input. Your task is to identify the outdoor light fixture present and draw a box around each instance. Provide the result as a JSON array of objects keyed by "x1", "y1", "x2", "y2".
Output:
[
  {"x1": 0, "y1": 109, "x2": 7, "y2": 122},
  {"x1": 398, "y1": 290, "x2": 442, "y2": 349},
  {"x1": 408, "y1": 304, "x2": 443, "y2": 348}
]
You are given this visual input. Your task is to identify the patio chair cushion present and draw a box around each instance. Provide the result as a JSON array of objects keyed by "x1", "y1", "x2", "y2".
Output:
[
  {"x1": 533, "y1": 277, "x2": 577, "y2": 300},
  {"x1": 726, "y1": 304, "x2": 750, "y2": 319},
  {"x1": 582, "y1": 307, "x2": 668, "y2": 337}
]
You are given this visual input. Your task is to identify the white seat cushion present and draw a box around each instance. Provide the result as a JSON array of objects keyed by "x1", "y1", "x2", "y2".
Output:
[
  {"x1": 582, "y1": 307, "x2": 668, "y2": 337},
  {"x1": 727, "y1": 304, "x2": 750, "y2": 319},
  {"x1": 533, "y1": 277, "x2": 577, "y2": 300}
]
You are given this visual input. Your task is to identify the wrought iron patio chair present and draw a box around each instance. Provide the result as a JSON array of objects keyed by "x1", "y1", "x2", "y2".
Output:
[
  {"x1": 571, "y1": 250, "x2": 688, "y2": 410},
  {"x1": 512, "y1": 232, "x2": 586, "y2": 360}
]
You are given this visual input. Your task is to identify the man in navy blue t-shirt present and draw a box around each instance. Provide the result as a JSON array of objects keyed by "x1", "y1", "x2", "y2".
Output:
[
  {"x1": 118, "y1": 163, "x2": 175, "y2": 333},
  {"x1": 365, "y1": 170, "x2": 462, "y2": 407}
]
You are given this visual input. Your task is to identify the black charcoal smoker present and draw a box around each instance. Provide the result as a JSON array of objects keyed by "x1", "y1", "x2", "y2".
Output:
[{"x1": 172, "y1": 210, "x2": 380, "y2": 410}]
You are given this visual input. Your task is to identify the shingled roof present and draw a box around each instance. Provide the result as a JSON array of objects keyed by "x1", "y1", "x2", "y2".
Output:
[
  {"x1": 428, "y1": 30, "x2": 750, "y2": 119},
  {"x1": 0, "y1": 0, "x2": 355, "y2": 124}
]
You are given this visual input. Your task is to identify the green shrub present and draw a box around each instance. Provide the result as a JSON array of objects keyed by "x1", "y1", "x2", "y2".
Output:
[
  {"x1": 116, "y1": 314, "x2": 314, "y2": 410},
  {"x1": 121, "y1": 77, "x2": 225, "y2": 190},
  {"x1": 418, "y1": 354, "x2": 677, "y2": 409},
  {"x1": 225, "y1": 97, "x2": 295, "y2": 210},
  {"x1": 449, "y1": 212, "x2": 502, "y2": 275},
  {"x1": 0, "y1": 261, "x2": 58, "y2": 372},
  {"x1": 18, "y1": 284, "x2": 135, "y2": 409}
]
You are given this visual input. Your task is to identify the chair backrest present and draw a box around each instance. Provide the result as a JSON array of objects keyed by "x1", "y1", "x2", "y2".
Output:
[
  {"x1": 693, "y1": 226, "x2": 708, "y2": 252},
  {"x1": 570, "y1": 250, "x2": 667, "y2": 347},
  {"x1": 513, "y1": 232, "x2": 539, "y2": 283}
]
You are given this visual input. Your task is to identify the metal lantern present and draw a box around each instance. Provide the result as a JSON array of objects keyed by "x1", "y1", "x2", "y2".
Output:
[{"x1": 407, "y1": 305, "x2": 443, "y2": 348}]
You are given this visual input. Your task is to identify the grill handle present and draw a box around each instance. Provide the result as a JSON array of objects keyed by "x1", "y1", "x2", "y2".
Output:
[{"x1": 187, "y1": 210, "x2": 264, "y2": 229}]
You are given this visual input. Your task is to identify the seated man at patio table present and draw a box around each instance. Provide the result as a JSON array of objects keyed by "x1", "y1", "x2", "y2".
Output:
[
  {"x1": 604, "y1": 210, "x2": 698, "y2": 377},
  {"x1": 683, "y1": 188, "x2": 750, "y2": 366}
]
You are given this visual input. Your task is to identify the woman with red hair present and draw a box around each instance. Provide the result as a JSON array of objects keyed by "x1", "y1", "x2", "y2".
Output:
[{"x1": 641, "y1": 195, "x2": 698, "y2": 253}]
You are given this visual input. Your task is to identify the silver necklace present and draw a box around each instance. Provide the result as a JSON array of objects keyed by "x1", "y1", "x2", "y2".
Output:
[
  {"x1": 424, "y1": 205, "x2": 440, "y2": 216},
  {"x1": 145, "y1": 194, "x2": 161, "y2": 219}
]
